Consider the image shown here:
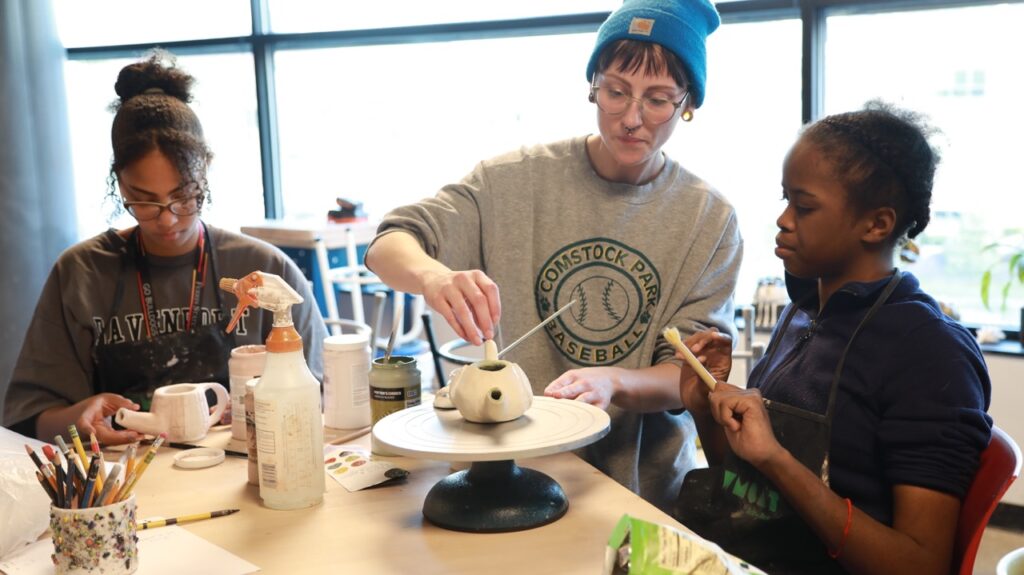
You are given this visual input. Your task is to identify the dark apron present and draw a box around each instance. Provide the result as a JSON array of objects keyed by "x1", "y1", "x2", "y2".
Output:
[
  {"x1": 93, "y1": 223, "x2": 232, "y2": 410},
  {"x1": 677, "y1": 271, "x2": 903, "y2": 573}
]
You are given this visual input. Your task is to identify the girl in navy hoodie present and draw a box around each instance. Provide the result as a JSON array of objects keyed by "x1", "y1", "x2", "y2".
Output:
[{"x1": 677, "y1": 101, "x2": 991, "y2": 575}]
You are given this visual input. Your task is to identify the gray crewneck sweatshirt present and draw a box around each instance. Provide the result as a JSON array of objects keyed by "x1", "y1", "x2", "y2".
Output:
[{"x1": 376, "y1": 135, "x2": 742, "y2": 512}]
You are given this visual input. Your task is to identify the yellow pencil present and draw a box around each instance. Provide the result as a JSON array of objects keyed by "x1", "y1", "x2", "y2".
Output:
[
  {"x1": 89, "y1": 433, "x2": 106, "y2": 494},
  {"x1": 125, "y1": 442, "x2": 138, "y2": 477},
  {"x1": 117, "y1": 433, "x2": 166, "y2": 501},
  {"x1": 68, "y1": 425, "x2": 90, "y2": 473},
  {"x1": 102, "y1": 478, "x2": 121, "y2": 506},
  {"x1": 139, "y1": 509, "x2": 240, "y2": 530}
]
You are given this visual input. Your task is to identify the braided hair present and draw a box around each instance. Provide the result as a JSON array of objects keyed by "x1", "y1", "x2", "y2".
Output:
[
  {"x1": 802, "y1": 100, "x2": 940, "y2": 242},
  {"x1": 106, "y1": 49, "x2": 213, "y2": 215}
]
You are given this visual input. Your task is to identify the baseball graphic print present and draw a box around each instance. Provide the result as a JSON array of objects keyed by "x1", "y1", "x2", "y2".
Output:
[{"x1": 535, "y1": 238, "x2": 661, "y2": 366}]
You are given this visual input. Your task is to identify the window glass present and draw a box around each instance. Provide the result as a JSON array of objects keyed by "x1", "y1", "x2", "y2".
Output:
[
  {"x1": 64, "y1": 53, "x2": 264, "y2": 239},
  {"x1": 53, "y1": 0, "x2": 251, "y2": 48},
  {"x1": 824, "y1": 3, "x2": 1024, "y2": 328},
  {"x1": 666, "y1": 18, "x2": 803, "y2": 307},
  {"x1": 274, "y1": 33, "x2": 596, "y2": 221},
  {"x1": 267, "y1": 0, "x2": 619, "y2": 33}
]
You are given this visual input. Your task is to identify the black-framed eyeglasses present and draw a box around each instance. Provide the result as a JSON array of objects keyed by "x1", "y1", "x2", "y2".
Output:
[
  {"x1": 589, "y1": 80, "x2": 688, "y2": 125},
  {"x1": 122, "y1": 194, "x2": 202, "y2": 221}
]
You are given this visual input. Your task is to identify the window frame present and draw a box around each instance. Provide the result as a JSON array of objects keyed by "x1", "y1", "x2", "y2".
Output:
[
  {"x1": 67, "y1": 0, "x2": 1015, "y2": 215},
  {"x1": 63, "y1": 0, "x2": 1024, "y2": 335}
]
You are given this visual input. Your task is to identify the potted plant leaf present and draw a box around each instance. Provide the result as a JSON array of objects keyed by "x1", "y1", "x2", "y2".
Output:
[{"x1": 980, "y1": 231, "x2": 1024, "y2": 343}]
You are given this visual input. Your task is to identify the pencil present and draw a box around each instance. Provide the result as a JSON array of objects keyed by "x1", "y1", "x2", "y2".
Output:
[
  {"x1": 80, "y1": 454, "x2": 100, "y2": 508},
  {"x1": 139, "y1": 509, "x2": 240, "y2": 530},
  {"x1": 24, "y1": 445, "x2": 58, "y2": 492},
  {"x1": 67, "y1": 453, "x2": 86, "y2": 498},
  {"x1": 102, "y1": 478, "x2": 121, "y2": 506},
  {"x1": 89, "y1": 433, "x2": 107, "y2": 494},
  {"x1": 126, "y1": 442, "x2": 138, "y2": 477},
  {"x1": 54, "y1": 435, "x2": 72, "y2": 461},
  {"x1": 117, "y1": 433, "x2": 166, "y2": 501},
  {"x1": 36, "y1": 470, "x2": 58, "y2": 506},
  {"x1": 70, "y1": 452, "x2": 87, "y2": 486},
  {"x1": 43, "y1": 445, "x2": 65, "y2": 508},
  {"x1": 64, "y1": 457, "x2": 76, "y2": 509},
  {"x1": 116, "y1": 449, "x2": 130, "y2": 474},
  {"x1": 94, "y1": 463, "x2": 121, "y2": 507},
  {"x1": 55, "y1": 436, "x2": 80, "y2": 497},
  {"x1": 68, "y1": 425, "x2": 90, "y2": 473}
]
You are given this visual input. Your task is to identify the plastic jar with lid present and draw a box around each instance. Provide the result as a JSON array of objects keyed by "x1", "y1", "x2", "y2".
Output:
[
  {"x1": 323, "y1": 333, "x2": 372, "y2": 430},
  {"x1": 229, "y1": 345, "x2": 266, "y2": 439}
]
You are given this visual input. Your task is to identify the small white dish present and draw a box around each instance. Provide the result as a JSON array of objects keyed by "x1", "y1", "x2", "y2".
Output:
[{"x1": 173, "y1": 447, "x2": 226, "y2": 469}]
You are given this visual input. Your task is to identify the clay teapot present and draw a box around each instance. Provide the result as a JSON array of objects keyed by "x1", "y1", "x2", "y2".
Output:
[
  {"x1": 448, "y1": 340, "x2": 533, "y2": 423},
  {"x1": 115, "y1": 382, "x2": 229, "y2": 442}
]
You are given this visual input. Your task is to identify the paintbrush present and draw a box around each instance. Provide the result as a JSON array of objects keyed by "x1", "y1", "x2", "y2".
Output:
[
  {"x1": 326, "y1": 426, "x2": 372, "y2": 445},
  {"x1": 662, "y1": 327, "x2": 717, "y2": 391}
]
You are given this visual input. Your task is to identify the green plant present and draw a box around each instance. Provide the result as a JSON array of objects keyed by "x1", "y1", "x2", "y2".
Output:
[{"x1": 980, "y1": 231, "x2": 1024, "y2": 310}]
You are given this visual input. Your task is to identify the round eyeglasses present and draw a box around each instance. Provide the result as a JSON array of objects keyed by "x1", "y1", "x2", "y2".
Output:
[
  {"x1": 122, "y1": 194, "x2": 202, "y2": 221},
  {"x1": 590, "y1": 81, "x2": 688, "y2": 125}
]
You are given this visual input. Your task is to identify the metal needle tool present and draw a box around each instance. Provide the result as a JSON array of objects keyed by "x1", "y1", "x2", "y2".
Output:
[
  {"x1": 497, "y1": 299, "x2": 577, "y2": 359},
  {"x1": 383, "y1": 314, "x2": 400, "y2": 363}
]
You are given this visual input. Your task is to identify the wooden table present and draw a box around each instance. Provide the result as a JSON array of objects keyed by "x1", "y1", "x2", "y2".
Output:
[{"x1": 133, "y1": 427, "x2": 690, "y2": 574}]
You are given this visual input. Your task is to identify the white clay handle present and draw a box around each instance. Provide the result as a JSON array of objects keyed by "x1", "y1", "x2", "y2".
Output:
[{"x1": 200, "y1": 383, "x2": 230, "y2": 428}]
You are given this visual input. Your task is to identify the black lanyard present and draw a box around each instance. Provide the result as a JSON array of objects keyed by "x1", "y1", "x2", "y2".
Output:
[{"x1": 130, "y1": 223, "x2": 210, "y2": 338}]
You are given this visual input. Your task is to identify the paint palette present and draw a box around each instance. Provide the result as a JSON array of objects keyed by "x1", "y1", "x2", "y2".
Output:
[{"x1": 323, "y1": 446, "x2": 408, "y2": 492}]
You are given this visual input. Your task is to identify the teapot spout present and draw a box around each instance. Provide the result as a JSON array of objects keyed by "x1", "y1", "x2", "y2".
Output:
[
  {"x1": 482, "y1": 387, "x2": 515, "y2": 423},
  {"x1": 115, "y1": 408, "x2": 166, "y2": 437}
]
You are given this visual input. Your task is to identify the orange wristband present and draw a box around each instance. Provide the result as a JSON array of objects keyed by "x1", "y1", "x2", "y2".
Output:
[{"x1": 829, "y1": 497, "x2": 854, "y2": 559}]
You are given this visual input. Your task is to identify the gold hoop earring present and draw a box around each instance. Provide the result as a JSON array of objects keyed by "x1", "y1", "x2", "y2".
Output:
[{"x1": 682, "y1": 110, "x2": 694, "y2": 122}]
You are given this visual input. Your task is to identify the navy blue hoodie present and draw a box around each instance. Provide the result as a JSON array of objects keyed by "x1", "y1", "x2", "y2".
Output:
[{"x1": 750, "y1": 271, "x2": 992, "y2": 526}]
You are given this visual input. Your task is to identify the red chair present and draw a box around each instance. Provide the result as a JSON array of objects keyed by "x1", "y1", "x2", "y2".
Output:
[{"x1": 953, "y1": 425, "x2": 1022, "y2": 575}]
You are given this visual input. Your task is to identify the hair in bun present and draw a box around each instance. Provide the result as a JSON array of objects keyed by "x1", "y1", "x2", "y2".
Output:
[
  {"x1": 112, "y1": 49, "x2": 194, "y2": 106},
  {"x1": 107, "y1": 49, "x2": 213, "y2": 216}
]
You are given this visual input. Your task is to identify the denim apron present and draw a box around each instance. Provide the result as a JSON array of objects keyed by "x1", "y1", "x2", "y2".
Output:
[
  {"x1": 92, "y1": 223, "x2": 232, "y2": 410},
  {"x1": 677, "y1": 271, "x2": 903, "y2": 574}
]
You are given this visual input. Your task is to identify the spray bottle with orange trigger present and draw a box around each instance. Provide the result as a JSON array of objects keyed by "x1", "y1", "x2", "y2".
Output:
[{"x1": 221, "y1": 271, "x2": 324, "y2": 510}]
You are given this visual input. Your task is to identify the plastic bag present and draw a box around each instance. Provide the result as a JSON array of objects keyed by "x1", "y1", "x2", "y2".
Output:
[
  {"x1": 0, "y1": 427, "x2": 53, "y2": 560},
  {"x1": 603, "y1": 514, "x2": 767, "y2": 575}
]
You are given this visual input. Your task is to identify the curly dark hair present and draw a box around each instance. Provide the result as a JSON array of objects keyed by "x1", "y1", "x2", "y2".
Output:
[
  {"x1": 802, "y1": 100, "x2": 940, "y2": 242},
  {"x1": 106, "y1": 49, "x2": 213, "y2": 217}
]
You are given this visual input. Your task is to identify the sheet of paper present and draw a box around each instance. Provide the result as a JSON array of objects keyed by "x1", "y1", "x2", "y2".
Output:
[
  {"x1": 0, "y1": 526, "x2": 259, "y2": 575},
  {"x1": 323, "y1": 444, "x2": 407, "y2": 492}
]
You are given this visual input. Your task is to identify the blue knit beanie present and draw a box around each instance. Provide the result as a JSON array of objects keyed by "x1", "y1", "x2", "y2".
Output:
[{"x1": 586, "y1": 0, "x2": 720, "y2": 108}]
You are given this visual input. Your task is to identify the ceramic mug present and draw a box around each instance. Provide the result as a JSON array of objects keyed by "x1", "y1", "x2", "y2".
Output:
[
  {"x1": 50, "y1": 494, "x2": 138, "y2": 574},
  {"x1": 115, "y1": 382, "x2": 230, "y2": 442}
]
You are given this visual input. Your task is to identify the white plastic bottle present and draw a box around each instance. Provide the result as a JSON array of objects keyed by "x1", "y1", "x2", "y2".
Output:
[
  {"x1": 222, "y1": 272, "x2": 325, "y2": 510},
  {"x1": 323, "y1": 333, "x2": 372, "y2": 430}
]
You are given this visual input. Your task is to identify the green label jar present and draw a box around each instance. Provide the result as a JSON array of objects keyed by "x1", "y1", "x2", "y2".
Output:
[{"x1": 370, "y1": 356, "x2": 421, "y2": 425}]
